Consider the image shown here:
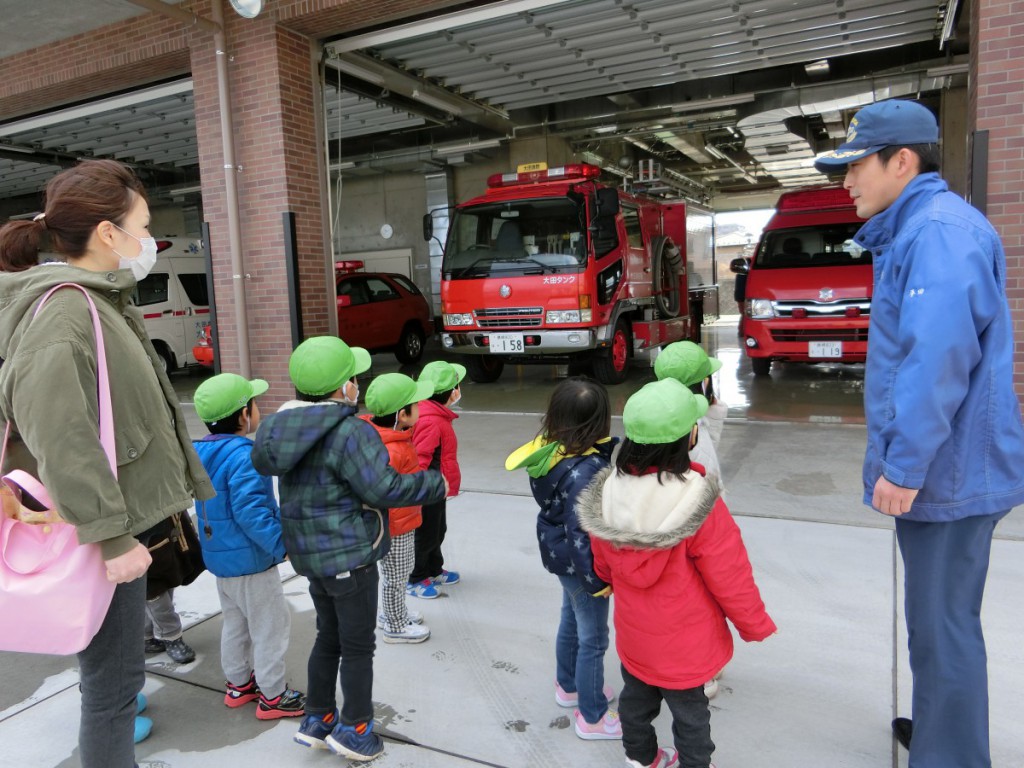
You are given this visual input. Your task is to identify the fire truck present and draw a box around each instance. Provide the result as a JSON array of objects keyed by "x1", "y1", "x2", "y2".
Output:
[{"x1": 425, "y1": 162, "x2": 712, "y2": 384}]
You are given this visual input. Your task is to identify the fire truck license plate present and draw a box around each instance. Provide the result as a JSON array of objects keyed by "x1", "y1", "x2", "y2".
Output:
[
  {"x1": 489, "y1": 333, "x2": 525, "y2": 353},
  {"x1": 809, "y1": 341, "x2": 843, "y2": 358}
]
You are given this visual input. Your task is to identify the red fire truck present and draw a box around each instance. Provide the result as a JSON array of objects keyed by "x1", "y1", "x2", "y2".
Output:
[
  {"x1": 731, "y1": 185, "x2": 871, "y2": 376},
  {"x1": 426, "y1": 162, "x2": 711, "y2": 384}
]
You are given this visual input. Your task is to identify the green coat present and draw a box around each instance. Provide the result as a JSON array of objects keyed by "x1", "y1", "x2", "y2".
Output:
[{"x1": 0, "y1": 264, "x2": 214, "y2": 559}]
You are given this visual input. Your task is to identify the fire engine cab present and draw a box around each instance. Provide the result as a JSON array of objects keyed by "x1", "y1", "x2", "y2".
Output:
[{"x1": 427, "y1": 162, "x2": 708, "y2": 384}]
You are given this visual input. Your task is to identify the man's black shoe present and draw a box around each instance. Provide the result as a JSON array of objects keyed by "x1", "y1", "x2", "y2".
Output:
[{"x1": 892, "y1": 717, "x2": 913, "y2": 750}]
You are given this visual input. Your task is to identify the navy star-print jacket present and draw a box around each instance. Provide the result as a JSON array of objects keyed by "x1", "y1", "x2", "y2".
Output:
[{"x1": 529, "y1": 440, "x2": 616, "y2": 591}]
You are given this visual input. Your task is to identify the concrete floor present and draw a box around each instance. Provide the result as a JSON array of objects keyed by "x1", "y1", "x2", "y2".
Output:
[{"x1": 2, "y1": 322, "x2": 1022, "y2": 768}]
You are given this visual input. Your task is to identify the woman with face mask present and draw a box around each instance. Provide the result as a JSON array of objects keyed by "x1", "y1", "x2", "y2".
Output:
[{"x1": 0, "y1": 159, "x2": 214, "y2": 768}]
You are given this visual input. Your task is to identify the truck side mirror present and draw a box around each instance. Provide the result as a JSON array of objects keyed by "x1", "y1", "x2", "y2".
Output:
[
  {"x1": 729, "y1": 257, "x2": 750, "y2": 275},
  {"x1": 596, "y1": 188, "x2": 620, "y2": 217},
  {"x1": 422, "y1": 213, "x2": 433, "y2": 242}
]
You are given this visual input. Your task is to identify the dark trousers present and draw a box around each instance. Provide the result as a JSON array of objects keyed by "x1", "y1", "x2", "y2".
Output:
[
  {"x1": 896, "y1": 510, "x2": 1007, "y2": 768},
  {"x1": 306, "y1": 565, "x2": 379, "y2": 726},
  {"x1": 619, "y1": 664, "x2": 714, "y2": 768},
  {"x1": 77, "y1": 576, "x2": 147, "y2": 768},
  {"x1": 409, "y1": 498, "x2": 446, "y2": 583}
]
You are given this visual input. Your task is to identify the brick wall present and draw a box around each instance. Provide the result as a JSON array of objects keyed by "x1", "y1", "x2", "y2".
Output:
[{"x1": 971, "y1": 0, "x2": 1024, "y2": 395}]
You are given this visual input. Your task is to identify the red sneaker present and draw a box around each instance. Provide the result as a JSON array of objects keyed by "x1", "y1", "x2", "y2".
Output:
[{"x1": 224, "y1": 672, "x2": 260, "y2": 708}]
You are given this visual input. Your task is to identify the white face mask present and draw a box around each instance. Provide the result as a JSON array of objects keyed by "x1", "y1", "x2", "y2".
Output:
[
  {"x1": 113, "y1": 225, "x2": 158, "y2": 281},
  {"x1": 449, "y1": 388, "x2": 462, "y2": 408},
  {"x1": 343, "y1": 380, "x2": 359, "y2": 406}
]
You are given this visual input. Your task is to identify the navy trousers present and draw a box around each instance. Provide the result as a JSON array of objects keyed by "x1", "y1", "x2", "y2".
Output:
[{"x1": 895, "y1": 509, "x2": 1007, "y2": 768}]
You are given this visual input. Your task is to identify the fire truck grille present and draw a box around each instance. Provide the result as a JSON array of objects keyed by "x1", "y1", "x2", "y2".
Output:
[
  {"x1": 770, "y1": 328, "x2": 869, "y2": 343},
  {"x1": 475, "y1": 307, "x2": 544, "y2": 328}
]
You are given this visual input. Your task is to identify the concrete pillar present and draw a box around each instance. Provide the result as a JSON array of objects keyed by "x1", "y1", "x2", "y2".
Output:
[{"x1": 970, "y1": 0, "x2": 1024, "y2": 396}]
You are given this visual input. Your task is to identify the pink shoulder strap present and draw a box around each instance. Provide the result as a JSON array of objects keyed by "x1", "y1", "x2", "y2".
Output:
[{"x1": 0, "y1": 283, "x2": 117, "y2": 478}]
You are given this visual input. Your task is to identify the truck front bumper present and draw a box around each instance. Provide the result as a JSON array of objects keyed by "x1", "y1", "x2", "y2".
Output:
[
  {"x1": 743, "y1": 319, "x2": 869, "y2": 362},
  {"x1": 441, "y1": 328, "x2": 598, "y2": 356}
]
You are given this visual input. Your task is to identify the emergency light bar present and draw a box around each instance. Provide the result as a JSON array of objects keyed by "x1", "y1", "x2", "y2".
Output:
[
  {"x1": 487, "y1": 163, "x2": 602, "y2": 188},
  {"x1": 776, "y1": 186, "x2": 854, "y2": 212},
  {"x1": 335, "y1": 260, "x2": 365, "y2": 274}
]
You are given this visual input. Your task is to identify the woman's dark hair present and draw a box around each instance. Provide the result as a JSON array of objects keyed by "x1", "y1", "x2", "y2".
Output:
[
  {"x1": 371, "y1": 404, "x2": 414, "y2": 429},
  {"x1": 205, "y1": 400, "x2": 254, "y2": 435},
  {"x1": 430, "y1": 388, "x2": 455, "y2": 405},
  {"x1": 0, "y1": 159, "x2": 146, "y2": 272},
  {"x1": 540, "y1": 376, "x2": 611, "y2": 455},
  {"x1": 615, "y1": 435, "x2": 691, "y2": 484},
  {"x1": 878, "y1": 144, "x2": 941, "y2": 175}
]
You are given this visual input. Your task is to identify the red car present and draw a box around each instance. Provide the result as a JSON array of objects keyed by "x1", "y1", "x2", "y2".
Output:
[
  {"x1": 192, "y1": 323, "x2": 214, "y2": 368},
  {"x1": 335, "y1": 261, "x2": 434, "y2": 363}
]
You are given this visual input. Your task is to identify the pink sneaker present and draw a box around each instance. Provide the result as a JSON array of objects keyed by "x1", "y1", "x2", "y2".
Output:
[
  {"x1": 555, "y1": 681, "x2": 617, "y2": 708},
  {"x1": 626, "y1": 748, "x2": 680, "y2": 768},
  {"x1": 574, "y1": 708, "x2": 623, "y2": 740}
]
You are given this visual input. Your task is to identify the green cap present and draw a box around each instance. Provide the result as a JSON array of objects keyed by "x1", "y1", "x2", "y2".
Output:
[
  {"x1": 654, "y1": 341, "x2": 723, "y2": 386},
  {"x1": 623, "y1": 379, "x2": 708, "y2": 445},
  {"x1": 365, "y1": 373, "x2": 434, "y2": 417},
  {"x1": 419, "y1": 360, "x2": 467, "y2": 393},
  {"x1": 288, "y1": 336, "x2": 372, "y2": 396},
  {"x1": 194, "y1": 373, "x2": 268, "y2": 423}
]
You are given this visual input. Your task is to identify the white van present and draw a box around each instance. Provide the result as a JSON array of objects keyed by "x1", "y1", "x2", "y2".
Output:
[{"x1": 131, "y1": 238, "x2": 210, "y2": 372}]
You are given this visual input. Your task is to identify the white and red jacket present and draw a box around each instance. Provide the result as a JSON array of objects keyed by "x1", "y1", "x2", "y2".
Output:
[
  {"x1": 577, "y1": 465, "x2": 775, "y2": 689},
  {"x1": 412, "y1": 399, "x2": 461, "y2": 496}
]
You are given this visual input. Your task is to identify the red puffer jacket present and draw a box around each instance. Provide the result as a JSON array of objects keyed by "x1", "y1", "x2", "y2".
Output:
[
  {"x1": 412, "y1": 399, "x2": 460, "y2": 496},
  {"x1": 360, "y1": 416, "x2": 423, "y2": 536},
  {"x1": 578, "y1": 466, "x2": 775, "y2": 689}
]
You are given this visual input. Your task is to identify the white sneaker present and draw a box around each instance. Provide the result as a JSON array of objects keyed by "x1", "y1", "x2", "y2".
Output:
[
  {"x1": 382, "y1": 622, "x2": 430, "y2": 644},
  {"x1": 703, "y1": 677, "x2": 719, "y2": 699},
  {"x1": 625, "y1": 748, "x2": 680, "y2": 768},
  {"x1": 574, "y1": 708, "x2": 623, "y2": 740},
  {"x1": 376, "y1": 610, "x2": 423, "y2": 630}
]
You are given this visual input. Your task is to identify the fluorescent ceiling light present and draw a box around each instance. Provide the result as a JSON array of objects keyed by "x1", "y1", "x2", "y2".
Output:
[
  {"x1": 669, "y1": 93, "x2": 755, "y2": 113},
  {"x1": 0, "y1": 79, "x2": 193, "y2": 137},
  {"x1": 434, "y1": 139, "x2": 502, "y2": 155},
  {"x1": 327, "y1": 0, "x2": 576, "y2": 53}
]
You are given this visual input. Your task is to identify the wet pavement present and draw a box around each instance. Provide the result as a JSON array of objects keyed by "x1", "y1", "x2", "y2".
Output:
[{"x1": 2, "y1": 319, "x2": 1022, "y2": 768}]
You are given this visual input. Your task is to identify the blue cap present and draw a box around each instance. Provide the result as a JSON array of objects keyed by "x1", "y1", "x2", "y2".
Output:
[{"x1": 814, "y1": 100, "x2": 938, "y2": 172}]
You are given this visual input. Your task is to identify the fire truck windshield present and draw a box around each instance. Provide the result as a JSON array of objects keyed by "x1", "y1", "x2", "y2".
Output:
[
  {"x1": 755, "y1": 224, "x2": 872, "y2": 269},
  {"x1": 444, "y1": 197, "x2": 586, "y2": 279}
]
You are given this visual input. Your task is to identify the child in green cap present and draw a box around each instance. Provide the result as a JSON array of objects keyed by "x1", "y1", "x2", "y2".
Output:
[
  {"x1": 577, "y1": 379, "x2": 775, "y2": 768},
  {"x1": 192, "y1": 373, "x2": 305, "y2": 720},
  {"x1": 408, "y1": 360, "x2": 467, "y2": 597},
  {"x1": 252, "y1": 337, "x2": 447, "y2": 761},
  {"x1": 359, "y1": 373, "x2": 435, "y2": 644}
]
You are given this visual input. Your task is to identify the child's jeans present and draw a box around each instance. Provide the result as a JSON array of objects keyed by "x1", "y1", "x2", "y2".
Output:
[
  {"x1": 379, "y1": 530, "x2": 416, "y2": 631},
  {"x1": 217, "y1": 565, "x2": 291, "y2": 698},
  {"x1": 555, "y1": 574, "x2": 611, "y2": 724},
  {"x1": 305, "y1": 565, "x2": 378, "y2": 725},
  {"x1": 410, "y1": 499, "x2": 446, "y2": 583},
  {"x1": 619, "y1": 665, "x2": 714, "y2": 768}
]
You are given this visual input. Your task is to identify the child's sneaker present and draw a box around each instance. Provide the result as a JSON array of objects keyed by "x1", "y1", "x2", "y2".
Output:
[
  {"x1": 163, "y1": 637, "x2": 196, "y2": 664},
  {"x1": 224, "y1": 671, "x2": 260, "y2": 708},
  {"x1": 625, "y1": 748, "x2": 680, "y2": 768},
  {"x1": 406, "y1": 579, "x2": 440, "y2": 599},
  {"x1": 256, "y1": 688, "x2": 306, "y2": 720},
  {"x1": 555, "y1": 681, "x2": 617, "y2": 708},
  {"x1": 134, "y1": 716, "x2": 152, "y2": 744},
  {"x1": 376, "y1": 610, "x2": 423, "y2": 630},
  {"x1": 703, "y1": 677, "x2": 719, "y2": 699},
  {"x1": 431, "y1": 569, "x2": 460, "y2": 585},
  {"x1": 574, "y1": 708, "x2": 623, "y2": 740},
  {"x1": 382, "y1": 622, "x2": 431, "y2": 644},
  {"x1": 326, "y1": 719, "x2": 384, "y2": 761},
  {"x1": 294, "y1": 708, "x2": 338, "y2": 749}
]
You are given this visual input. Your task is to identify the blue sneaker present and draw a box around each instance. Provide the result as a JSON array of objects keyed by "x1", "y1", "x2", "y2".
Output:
[
  {"x1": 326, "y1": 720, "x2": 384, "y2": 761},
  {"x1": 406, "y1": 579, "x2": 439, "y2": 599},
  {"x1": 134, "y1": 716, "x2": 152, "y2": 744},
  {"x1": 294, "y1": 708, "x2": 338, "y2": 750},
  {"x1": 431, "y1": 569, "x2": 460, "y2": 585},
  {"x1": 136, "y1": 693, "x2": 147, "y2": 715}
]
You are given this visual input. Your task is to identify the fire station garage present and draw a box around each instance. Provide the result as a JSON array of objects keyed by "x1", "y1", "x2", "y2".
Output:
[{"x1": 1, "y1": 0, "x2": 1021, "y2": 399}]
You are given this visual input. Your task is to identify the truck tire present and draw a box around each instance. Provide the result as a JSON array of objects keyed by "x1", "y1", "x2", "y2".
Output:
[
  {"x1": 154, "y1": 342, "x2": 176, "y2": 374},
  {"x1": 465, "y1": 355, "x2": 504, "y2": 383},
  {"x1": 593, "y1": 317, "x2": 631, "y2": 385},
  {"x1": 751, "y1": 357, "x2": 772, "y2": 376},
  {"x1": 394, "y1": 323, "x2": 426, "y2": 364},
  {"x1": 651, "y1": 236, "x2": 682, "y2": 319}
]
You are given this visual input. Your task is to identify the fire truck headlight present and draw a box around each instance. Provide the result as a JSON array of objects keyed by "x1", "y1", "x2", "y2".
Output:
[
  {"x1": 748, "y1": 299, "x2": 776, "y2": 319},
  {"x1": 546, "y1": 310, "x2": 581, "y2": 324},
  {"x1": 444, "y1": 313, "x2": 474, "y2": 326},
  {"x1": 580, "y1": 309, "x2": 592, "y2": 323}
]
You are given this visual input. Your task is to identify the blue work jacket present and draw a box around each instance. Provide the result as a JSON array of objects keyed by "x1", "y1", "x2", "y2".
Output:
[{"x1": 856, "y1": 172, "x2": 1024, "y2": 521}]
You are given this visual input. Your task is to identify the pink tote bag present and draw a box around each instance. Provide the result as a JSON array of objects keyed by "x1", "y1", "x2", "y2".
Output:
[{"x1": 0, "y1": 283, "x2": 118, "y2": 655}]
